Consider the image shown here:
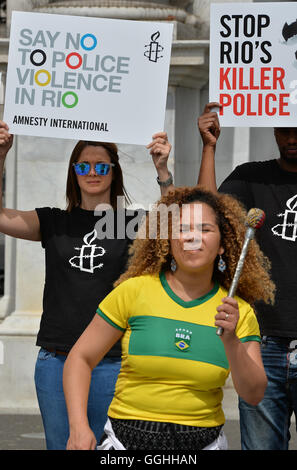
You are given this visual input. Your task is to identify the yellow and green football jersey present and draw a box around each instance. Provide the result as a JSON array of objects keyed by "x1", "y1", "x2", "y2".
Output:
[{"x1": 97, "y1": 273, "x2": 260, "y2": 427}]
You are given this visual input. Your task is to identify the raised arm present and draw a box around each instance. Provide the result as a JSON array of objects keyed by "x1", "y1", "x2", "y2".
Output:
[
  {"x1": 147, "y1": 132, "x2": 173, "y2": 196},
  {"x1": 215, "y1": 297, "x2": 267, "y2": 405},
  {"x1": 197, "y1": 102, "x2": 222, "y2": 193},
  {"x1": 0, "y1": 121, "x2": 41, "y2": 241},
  {"x1": 63, "y1": 314, "x2": 123, "y2": 450}
]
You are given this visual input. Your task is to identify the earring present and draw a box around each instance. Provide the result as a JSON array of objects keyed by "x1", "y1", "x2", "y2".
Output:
[
  {"x1": 218, "y1": 255, "x2": 226, "y2": 273},
  {"x1": 170, "y1": 257, "x2": 177, "y2": 272}
]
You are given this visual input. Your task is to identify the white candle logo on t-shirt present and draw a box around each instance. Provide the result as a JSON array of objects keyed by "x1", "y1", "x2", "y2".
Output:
[
  {"x1": 272, "y1": 195, "x2": 297, "y2": 241},
  {"x1": 69, "y1": 229, "x2": 105, "y2": 273}
]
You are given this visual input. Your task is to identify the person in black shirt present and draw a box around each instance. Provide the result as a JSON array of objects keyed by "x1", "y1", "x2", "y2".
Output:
[
  {"x1": 197, "y1": 102, "x2": 297, "y2": 450},
  {"x1": 0, "y1": 121, "x2": 172, "y2": 450}
]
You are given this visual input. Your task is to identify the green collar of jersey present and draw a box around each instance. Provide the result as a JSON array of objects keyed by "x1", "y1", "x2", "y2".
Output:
[{"x1": 159, "y1": 272, "x2": 219, "y2": 308}]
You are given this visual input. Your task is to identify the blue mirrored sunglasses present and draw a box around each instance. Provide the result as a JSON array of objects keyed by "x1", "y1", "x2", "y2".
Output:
[{"x1": 73, "y1": 162, "x2": 115, "y2": 176}]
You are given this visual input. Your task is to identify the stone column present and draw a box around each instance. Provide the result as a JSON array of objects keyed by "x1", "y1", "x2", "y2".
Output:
[{"x1": 6, "y1": 1, "x2": 35, "y2": 34}]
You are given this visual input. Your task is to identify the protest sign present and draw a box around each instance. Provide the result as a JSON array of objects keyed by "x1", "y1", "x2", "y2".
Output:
[
  {"x1": 210, "y1": 2, "x2": 297, "y2": 126},
  {"x1": 3, "y1": 11, "x2": 173, "y2": 144}
]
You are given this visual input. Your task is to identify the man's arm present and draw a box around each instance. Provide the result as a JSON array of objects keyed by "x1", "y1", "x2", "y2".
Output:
[
  {"x1": 197, "y1": 103, "x2": 253, "y2": 209},
  {"x1": 197, "y1": 102, "x2": 222, "y2": 193}
]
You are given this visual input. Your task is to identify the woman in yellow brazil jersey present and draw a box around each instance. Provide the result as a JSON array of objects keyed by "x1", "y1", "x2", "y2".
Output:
[{"x1": 63, "y1": 186, "x2": 275, "y2": 450}]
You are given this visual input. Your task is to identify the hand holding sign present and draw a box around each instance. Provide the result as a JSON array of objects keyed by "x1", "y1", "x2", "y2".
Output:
[
  {"x1": 197, "y1": 102, "x2": 222, "y2": 148},
  {"x1": 0, "y1": 122, "x2": 13, "y2": 160},
  {"x1": 147, "y1": 132, "x2": 171, "y2": 168},
  {"x1": 146, "y1": 132, "x2": 172, "y2": 190}
]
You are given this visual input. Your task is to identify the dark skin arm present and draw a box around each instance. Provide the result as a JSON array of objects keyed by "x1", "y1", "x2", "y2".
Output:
[{"x1": 197, "y1": 102, "x2": 222, "y2": 193}]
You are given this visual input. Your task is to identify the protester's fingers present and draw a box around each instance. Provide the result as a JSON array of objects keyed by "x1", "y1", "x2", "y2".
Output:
[{"x1": 204, "y1": 102, "x2": 222, "y2": 114}]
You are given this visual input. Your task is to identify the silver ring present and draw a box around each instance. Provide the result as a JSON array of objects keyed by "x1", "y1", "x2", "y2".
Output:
[{"x1": 225, "y1": 313, "x2": 229, "y2": 320}]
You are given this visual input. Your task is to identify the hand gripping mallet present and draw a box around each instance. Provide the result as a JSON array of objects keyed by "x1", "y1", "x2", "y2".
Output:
[{"x1": 216, "y1": 208, "x2": 266, "y2": 336}]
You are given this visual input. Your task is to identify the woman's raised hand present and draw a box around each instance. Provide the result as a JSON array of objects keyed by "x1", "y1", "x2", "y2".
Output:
[
  {"x1": 198, "y1": 102, "x2": 222, "y2": 148},
  {"x1": 147, "y1": 131, "x2": 172, "y2": 175},
  {"x1": 0, "y1": 121, "x2": 13, "y2": 159}
]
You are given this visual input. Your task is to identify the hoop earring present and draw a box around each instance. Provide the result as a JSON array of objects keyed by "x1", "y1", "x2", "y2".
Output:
[
  {"x1": 218, "y1": 255, "x2": 226, "y2": 273},
  {"x1": 171, "y1": 257, "x2": 177, "y2": 273}
]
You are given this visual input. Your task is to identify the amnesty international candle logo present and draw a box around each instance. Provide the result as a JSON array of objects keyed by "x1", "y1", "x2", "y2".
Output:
[
  {"x1": 3, "y1": 11, "x2": 173, "y2": 145},
  {"x1": 69, "y1": 229, "x2": 105, "y2": 273},
  {"x1": 282, "y1": 19, "x2": 297, "y2": 43},
  {"x1": 272, "y1": 195, "x2": 297, "y2": 242},
  {"x1": 144, "y1": 32, "x2": 164, "y2": 63}
]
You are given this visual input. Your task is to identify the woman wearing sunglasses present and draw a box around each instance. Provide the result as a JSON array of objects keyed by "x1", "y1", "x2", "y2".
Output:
[{"x1": 0, "y1": 121, "x2": 172, "y2": 450}]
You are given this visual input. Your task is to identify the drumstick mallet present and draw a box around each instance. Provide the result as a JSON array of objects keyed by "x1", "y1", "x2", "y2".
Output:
[{"x1": 216, "y1": 208, "x2": 266, "y2": 336}]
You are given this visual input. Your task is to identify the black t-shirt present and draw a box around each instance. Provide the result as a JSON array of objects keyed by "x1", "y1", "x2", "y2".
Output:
[
  {"x1": 35, "y1": 206, "x2": 145, "y2": 354},
  {"x1": 219, "y1": 159, "x2": 297, "y2": 337}
]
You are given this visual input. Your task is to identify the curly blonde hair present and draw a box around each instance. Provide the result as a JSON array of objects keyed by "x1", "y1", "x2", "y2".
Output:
[{"x1": 115, "y1": 186, "x2": 275, "y2": 307}]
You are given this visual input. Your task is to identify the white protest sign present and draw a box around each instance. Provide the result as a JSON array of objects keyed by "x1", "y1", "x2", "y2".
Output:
[
  {"x1": 4, "y1": 11, "x2": 173, "y2": 144},
  {"x1": 210, "y1": 2, "x2": 297, "y2": 126}
]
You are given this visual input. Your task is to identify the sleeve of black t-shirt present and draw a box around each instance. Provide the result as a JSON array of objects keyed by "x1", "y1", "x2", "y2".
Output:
[
  {"x1": 218, "y1": 163, "x2": 255, "y2": 210},
  {"x1": 35, "y1": 207, "x2": 53, "y2": 249}
]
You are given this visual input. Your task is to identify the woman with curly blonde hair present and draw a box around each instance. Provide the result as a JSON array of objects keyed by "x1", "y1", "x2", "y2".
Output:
[{"x1": 63, "y1": 186, "x2": 275, "y2": 451}]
